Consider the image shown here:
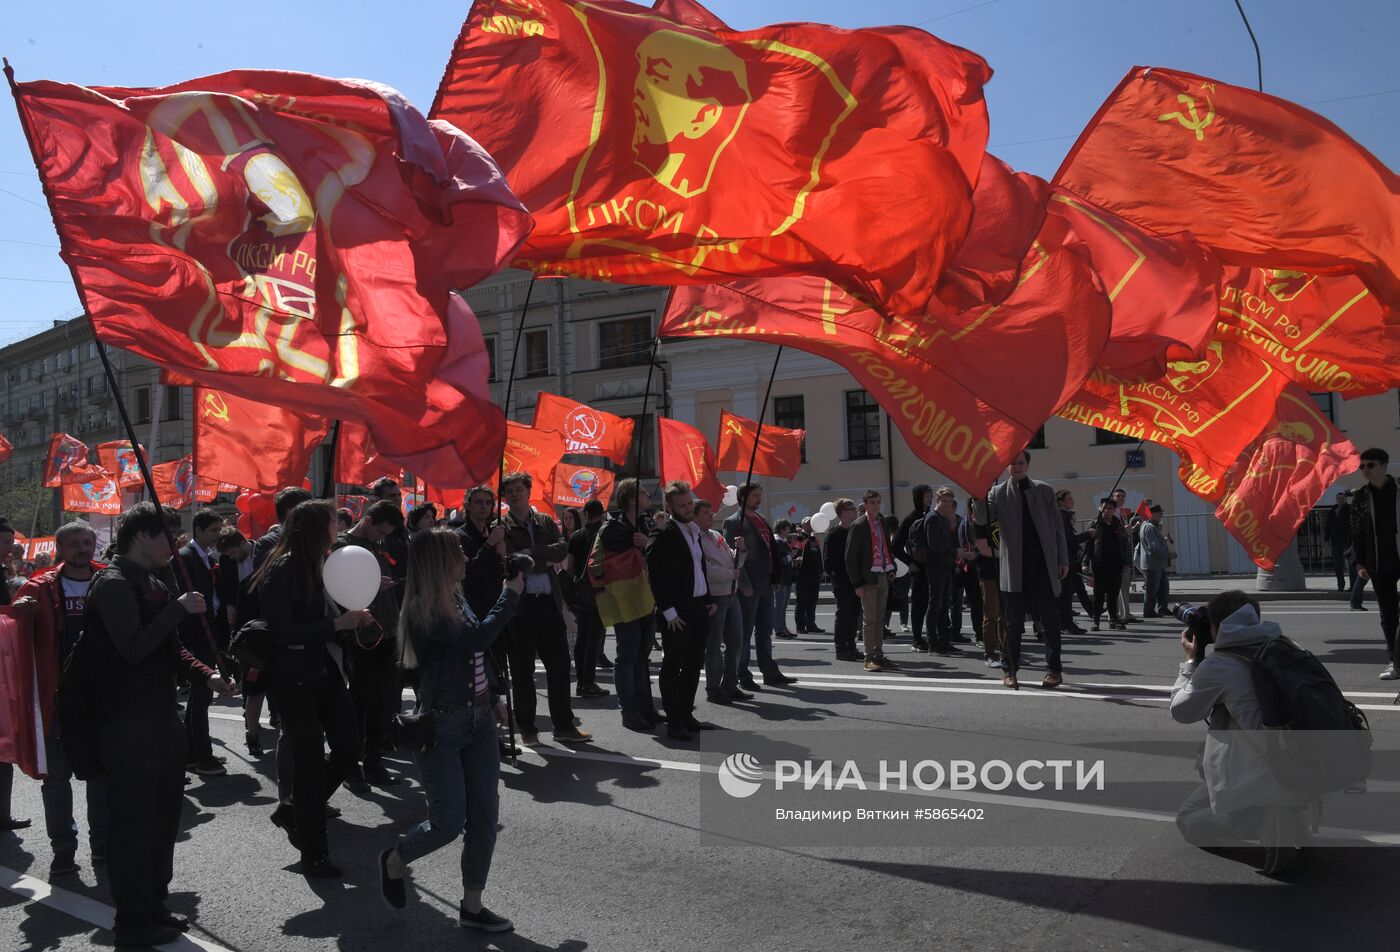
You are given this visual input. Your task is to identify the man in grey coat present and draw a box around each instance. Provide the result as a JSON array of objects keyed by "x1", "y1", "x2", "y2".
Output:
[
  {"x1": 975, "y1": 450, "x2": 1068, "y2": 689},
  {"x1": 1137, "y1": 504, "x2": 1171, "y2": 617}
]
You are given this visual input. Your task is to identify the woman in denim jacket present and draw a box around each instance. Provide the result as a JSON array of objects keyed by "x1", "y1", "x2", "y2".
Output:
[{"x1": 377, "y1": 528, "x2": 521, "y2": 932}]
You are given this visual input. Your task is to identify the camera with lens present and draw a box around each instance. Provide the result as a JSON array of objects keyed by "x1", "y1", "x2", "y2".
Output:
[
  {"x1": 1172, "y1": 602, "x2": 1214, "y2": 663},
  {"x1": 504, "y1": 551, "x2": 535, "y2": 581}
]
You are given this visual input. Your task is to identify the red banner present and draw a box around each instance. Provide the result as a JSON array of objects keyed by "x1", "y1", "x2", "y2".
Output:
[
  {"x1": 194, "y1": 387, "x2": 328, "y2": 493},
  {"x1": 532, "y1": 392, "x2": 635, "y2": 465},
  {"x1": 658, "y1": 416, "x2": 725, "y2": 507},
  {"x1": 43, "y1": 433, "x2": 109, "y2": 487},
  {"x1": 0, "y1": 609, "x2": 45, "y2": 778},
  {"x1": 433, "y1": 0, "x2": 990, "y2": 317},
  {"x1": 14, "y1": 69, "x2": 532, "y2": 487},
  {"x1": 335, "y1": 422, "x2": 400, "y2": 488},
  {"x1": 151, "y1": 455, "x2": 199, "y2": 510},
  {"x1": 61, "y1": 478, "x2": 122, "y2": 516},
  {"x1": 502, "y1": 422, "x2": 565, "y2": 511},
  {"x1": 96, "y1": 440, "x2": 146, "y2": 489},
  {"x1": 553, "y1": 462, "x2": 617, "y2": 509},
  {"x1": 1057, "y1": 66, "x2": 1400, "y2": 317},
  {"x1": 715, "y1": 410, "x2": 804, "y2": 479}
]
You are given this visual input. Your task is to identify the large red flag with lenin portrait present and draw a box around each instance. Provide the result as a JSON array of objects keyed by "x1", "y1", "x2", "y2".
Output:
[
  {"x1": 10, "y1": 68, "x2": 533, "y2": 488},
  {"x1": 658, "y1": 416, "x2": 725, "y2": 507},
  {"x1": 96, "y1": 440, "x2": 147, "y2": 489},
  {"x1": 532, "y1": 392, "x2": 634, "y2": 465},
  {"x1": 432, "y1": 0, "x2": 991, "y2": 317}
]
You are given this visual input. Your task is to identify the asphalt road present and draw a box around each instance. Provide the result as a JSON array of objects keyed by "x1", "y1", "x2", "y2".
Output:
[{"x1": 3, "y1": 597, "x2": 1397, "y2": 952}]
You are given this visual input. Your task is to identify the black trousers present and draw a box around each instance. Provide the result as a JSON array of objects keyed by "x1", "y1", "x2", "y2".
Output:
[
  {"x1": 1372, "y1": 571, "x2": 1400, "y2": 664},
  {"x1": 832, "y1": 583, "x2": 861, "y2": 653},
  {"x1": 659, "y1": 599, "x2": 709, "y2": 721},
  {"x1": 1060, "y1": 569, "x2": 1093, "y2": 628},
  {"x1": 955, "y1": 565, "x2": 983, "y2": 639},
  {"x1": 1092, "y1": 566, "x2": 1124, "y2": 624},
  {"x1": 927, "y1": 566, "x2": 955, "y2": 645},
  {"x1": 1003, "y1": 563, "x2": 1063, "y2": 675},
  {"x1": 182, "y1": 634, "x2": 217, "y2": 761},
  {"x1": 271, "y1": 672, "x2": 359, "y2": 863},
  {"x1": 349, "y1": 639, "x2": 400, "y2": 765},
  {"x1": 573, "y1": 603, "x2": 604, "y2": 688},
  {"x1": 795, "y1": 574, "x2": 822, "y2": 630},
  {"x1": 908, "y1": 567, "x2": 930, "y2": 640},
  {"x1": 496, "y1": 595, "x2": 574, "y2": 733},
  {"x1": 99, "y1": 714, "x2": 186, "y2": 935}
]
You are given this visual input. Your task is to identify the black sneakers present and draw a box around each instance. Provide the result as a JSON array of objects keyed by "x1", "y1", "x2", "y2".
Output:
[
  {"x1": 379, "y1": 848, "x2": 407, "y2": 909},
  {"x1": 460, "y1": 905, "x2": 514, "y2": 933}
]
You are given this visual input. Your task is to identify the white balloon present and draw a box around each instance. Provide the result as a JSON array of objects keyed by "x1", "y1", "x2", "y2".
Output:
[
  {"x1": 810, "y1": 512, "x2": 832, "y2": 533},
  {"x1": 323, "y1": 545, "x2": 382, "y2": 611},
  {"x1": 894, "y1": 558, "x2": 910, "y2": 579},
  {"x1": 819, "y1": 501, "x2": 837, "y2": 517},
  {"x1": 723, "y1": 484, "x2": 739, "y2": 507}
]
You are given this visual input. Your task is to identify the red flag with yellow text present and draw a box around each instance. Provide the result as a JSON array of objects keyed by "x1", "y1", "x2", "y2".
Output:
[
  {"x1": 12, "y1": 69, "x2": 532, "y2": 487},
  {"x1": 715, "y1": 410, "x2": 804, "y2": 479},
  {"x1": 1057, "y1": 66, "x2": 1400, "y2": 317},
  {"x1": 432, "y1": 0, "x2": 990, "y2": 317},
  {"x1": 532, "y1": 392, "x2": 634, "y2": 465},
  {"x1": 61, "y1": 478, "x2": 121, "y2": 516},
  {"x1": 194, "y1": 388, "x2": 329, "y2": 493},
  {"x1": 658, "y1": 416, "x2": 725, "y2": 507},
  {"x1": 43, "y1": 433, "x2": 109, "y2": 487}
]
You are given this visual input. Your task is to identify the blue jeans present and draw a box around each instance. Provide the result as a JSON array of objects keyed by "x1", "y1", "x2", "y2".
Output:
[
  {"x1": 42, "y1": 733, "x2": 106, "y2": 853},
  {"x1": 398, "y1": 703, "x2": 500, "y2": 892},
  {"x1": 772, "y1": 584, "x2": 792, "y2": 633},
  {"x1": 706, "y1": 593, "x2": 742, "y2": 696},
  {"x1": 613, "y1": 615, "x2": 657, "y2": 716},
  {"x1": 738, "y1": 582, "x2": 779, "y2": 682}
]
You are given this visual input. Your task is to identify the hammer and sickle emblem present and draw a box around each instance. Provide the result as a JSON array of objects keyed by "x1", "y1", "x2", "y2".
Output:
[
  {"x1": 202, "y1": 392, "x2": 231, "y2": 423},
  {"x1": 725, "y1": 420, "x2": 745, "y2": 437},
  {"x1": 1157, "y1": 88, "x2": 1215, "y2": 141}
]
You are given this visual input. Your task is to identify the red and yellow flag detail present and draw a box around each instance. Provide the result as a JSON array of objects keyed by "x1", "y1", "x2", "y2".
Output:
[
  {"x1": 13, "y1": 69, "x2": 532, "y2": 487},
  {"x1": 502, "y1": 422, "x2": 565, "y2": 511},
  {"x1": 1202, "y1": 385, "x2": 1359, "y2": 570},
  {"x1": 552, "y1": 462, "x2": 617, "y2": 509},
  {"x1": 194, "y1": 388, "x2": 329, "y2": 493},
  {"x1": 714, "y1": 410, "x2": 804, "y2": 479},
  {"x1": 96, "y1": 441, "x2": 147, "y2": 489},
  {"x1": 658, "y1": 416, "x2": 724, "y2": 507},
  {"x1": 61, "y1": 478, "x2": 121, "y2": 516},
  {"x1": 433, "y1": 0, "x2": 991, "y2": 317},
  {"x1": 532, "y1": 392, "x2": 635, "y2": 465},
  {"x1": 43, "y1": 433, "x2": 110, "y2": 487},
  {"x1": 1057, "y1": 66, "x2": 1400, "y2": 318}
]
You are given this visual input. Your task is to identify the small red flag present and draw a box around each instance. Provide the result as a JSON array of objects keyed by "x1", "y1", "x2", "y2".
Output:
[
  {"x1": 61, "y1": 479, "x2": 122, "y2": 516},
  {"x1": 194, "y1": 388, "x2": 328, "y2": 493},
  {"x1": 502, "y1": 423, "x2": 565, "y2": 511},
  {"x1": 715, "y1": 410, "x2": 804, "y2": 479},
  {"x1": 433, "y1": 0, "x2": 990, "y2": 317},
  {"x1": 150, "y1": 455, "x2": 200, "y2": 510},
  {"x1": 553, "y1": 463, "x2": 617, "y2": 509},
  {"x1": 0, "y1": 432, "x2": 11, "y2": 465},
  {"x1": 43, "y1": 433, "x2": 110, "y2": 487},
  {"x1": 1058, "y1": 66, "x2": 1400, "y2": 317},
  {"x1": 658, "y1": 417, "x2": 725, "y2": 507},
  {"x1": 532, "y1": 393, "x2": 635, "y2": 465},
  {"x1": 96, "y1": 440, "x2": 147, "y2": 489}
]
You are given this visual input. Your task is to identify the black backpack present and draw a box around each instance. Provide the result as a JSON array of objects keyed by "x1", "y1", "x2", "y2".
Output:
[
  {"x1": 1217, "y1": 637, "x2": 1372, "y2": 794},
  {"x1": 54, "y1": 631, "x2": 103, "y2": 781},
  {"x1": 906, "y1": 515, "x2": 929, "y2": 563}
]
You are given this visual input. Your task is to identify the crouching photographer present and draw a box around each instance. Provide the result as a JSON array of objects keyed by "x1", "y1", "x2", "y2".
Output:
[{"x1": 1169, "y1": 590, "x2": 1309, "y2": 871}]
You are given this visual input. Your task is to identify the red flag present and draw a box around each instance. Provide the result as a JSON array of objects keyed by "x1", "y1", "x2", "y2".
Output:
[
  {"x1": 337, "y1": 494, "x2": 370, "y2": 520},
  {"x1": 532, "y1": 392, "x2": 635, "y2": 465},
  {"x1": 0, "y1": 432, "x2": 11, "y2": 465},
  {"x1": 433, "y1": 0, "x2": 990, "y2": 317},
  {"x1": 553, "y1": 463, "x2": 617, "y2": 509},
  {"x1": 194, "y1": 387, "x2": 328, "y2": 493},
  {"x1": 335, "y1": 423, "x2": 401, "y2": 487},
  {"x1": 658, "y1": 417, "x2": 725, "y2": 507},
  {"x1": 96, "y1": 440, "x2": 147, "y2": 489},
  {"x1": 715, "y1": 410, "x2": 804, "y2": 479},
  {"x1": 502, "y1": 422, "x2": 565, "y2": 511},
  {"x1": 61, "y1": 478, "x2": 122, "y2": 516},
  {"x1": 1057, "y1": 66, "x2": 1400, "y2": 317},
  {"x1": 12, "y1": 69, "x2": 532, "y2": 487},
  {"x1": 151, "y1": 455, "x2": 199, "y2": 510},
  {"x1": 1134, "y1": 499, "x2": 1152, "y2": 521},
  {"x1": 1208, "y1": 386, "x2": 1360, "y2": 569},
  {"x1": 43, "y1": 433, "x2": 109, "y2": 487},
  {"x1": 0, "y1": 609, "x2": 45, "y2": 779}
]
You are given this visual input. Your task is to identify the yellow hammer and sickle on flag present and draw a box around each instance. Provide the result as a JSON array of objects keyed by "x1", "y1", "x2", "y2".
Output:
[
  {"x1": 1158, "y1": 92, "x2": 1215, "y2": 141},
  {"x1": 725, "y1": 420, "x2": 745, "y2": 438},
  {"x1": 202, "y1": 392, "x2": 230, "y2": 423}
]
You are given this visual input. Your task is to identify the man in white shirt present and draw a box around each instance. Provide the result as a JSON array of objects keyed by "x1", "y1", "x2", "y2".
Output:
[{"x1": 696, "y1": 499, "x2": 750, "y2": 704}]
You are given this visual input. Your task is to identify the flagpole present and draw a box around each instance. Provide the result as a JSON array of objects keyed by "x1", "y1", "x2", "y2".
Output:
[
  {"x1": 321, "y1": 420, "x2": 341, "y2": 499},
  {"x1": 1106, "y1": 438, "x2": 1147, "y2": 499},
  {"x1": 743, "y1": 346, "x2": 784, "y2": 491},
  {"x1": 8, "y1": 58, "x2": 226, "y2": 680},
  {"x1": 634, "y1": 335, "x2": 661, "y2": 482}
]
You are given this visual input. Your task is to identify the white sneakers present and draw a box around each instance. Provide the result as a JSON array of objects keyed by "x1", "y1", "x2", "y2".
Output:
[{"x1": 1379, "y1": 664, "x2": 1398, "y2": 681}]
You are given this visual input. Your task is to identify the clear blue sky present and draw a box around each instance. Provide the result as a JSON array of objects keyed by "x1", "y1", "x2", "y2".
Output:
[{"x1": 0, "y1": 0, "x2": 1395, "y2": 343}]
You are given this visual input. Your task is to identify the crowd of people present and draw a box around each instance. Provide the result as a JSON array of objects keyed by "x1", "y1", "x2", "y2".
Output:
[{"x1": 0, "y1": 443, "x2": 1396, "y2": 945}]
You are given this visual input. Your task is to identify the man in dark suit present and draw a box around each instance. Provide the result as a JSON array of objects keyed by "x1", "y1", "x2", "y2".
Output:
[
  {"x1": 177, "y1": 510, "x2": 225, "y2": 777},
  {"x1": 823, "y1": 499, "x2": 862, "y2": 660},
  {"x1": 722, "y1": 483, "x2": 796, "y2": 689},
  {"x1": 846, "y1": 490, "x2": 899, "y2": 671},
  {"x1": 647, "y1": 481, "x2": 716, "y2": 741}
]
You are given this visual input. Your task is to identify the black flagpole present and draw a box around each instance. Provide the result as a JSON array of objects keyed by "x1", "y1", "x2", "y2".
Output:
[{"x1": 742, "y1": 346, "x2": 784, "y2": 491}]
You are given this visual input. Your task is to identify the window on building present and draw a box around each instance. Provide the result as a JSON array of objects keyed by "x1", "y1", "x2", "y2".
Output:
[
  {"x1": 69, "y1": 347, "x2": 78, "y2": 367},
  {"x1": 772, "y1": 394, "x2": 807, "y2": 462},
  {"x1": 598, "y1": 315, "x2": 652, "y2": 368},
  {"x1": 523, "y1": 329, "x2": 550, "y2": 378},
  {"x1": 625, "y1": 413, "x2": 657, "y2": 477},
  {"x1": 484, "y1": 335, "x2": 497, "y2": 381},
  {"x1": 1027, "y1": 425, "x2": 1047, "y2": 449},
  {"x1": 1094, "y1": 428, "x2": 1139, "y2": 446},
  {"x1": 845, "y1": 389, "x2": 881, "y2": 460},
  {"x1": 134, "y1": 386, "x2": 151, "y2": 424},
  {"x1": 42, "y1": 356, "x2": 50, "y2": 374},
  {"x1": 88, "y1": 342, "x2": 97, "y2": 359},
  {"x1": 162, "y1": 385, "x2": 183, "y2": 421},
  {"x1": 1309, "y1": 391, "x2": 1339, "y2": 425},
  {"x1": 56, "y1": 350, "x2": 65, "y2": 371}
]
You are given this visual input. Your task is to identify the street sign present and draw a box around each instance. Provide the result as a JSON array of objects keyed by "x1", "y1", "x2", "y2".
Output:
[{"x1": 1125, "y1": 449, "x2": 1146, "y2": 469}]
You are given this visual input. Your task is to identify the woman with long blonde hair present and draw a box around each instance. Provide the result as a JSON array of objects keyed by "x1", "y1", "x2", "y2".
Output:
[{"x1": 378, "y1": 527, "x2": 521, "y2": 933}]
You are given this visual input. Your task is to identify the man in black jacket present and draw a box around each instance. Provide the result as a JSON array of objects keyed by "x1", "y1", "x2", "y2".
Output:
[
  {"x1": 1055, "y1": 491, "x2": 1092, "y2": 635},
  {"x1": 823, "y1": 499, "x2": 862, "y2": 660},
  {"x1": 793, "y1": 520, "x2": 825, "y2": 634},
  {"x1": 177, "y1": 510, "x2": 226, "y2": 778},
  {"x1": 1327, "y1": 490, "x2": 1355, "y2": 593},
  {"x1": 457, "y1": 486, "x2": 506, "y2": 618},
  {"x1": 87, "y1": 502, "x2": 234, "y2": 948},
  {"x1": 647, "y1": 481, "x2": 716, "y2": 741},
  {"x1": 566, "y1": 499, "x2": 608, "y2": 698},
  {"x1": 370, "y1": 477, "x2": 409, "y2": 584},
  {"x1": 1350, "y1": 447, "x2": 1400, "y2": 680},
  {"x1": 893, "y1": 484, "x2": 933, "y2": 648},
  {"x1": 722, "y1": 483, "x2": 796, "y2": 688}
]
